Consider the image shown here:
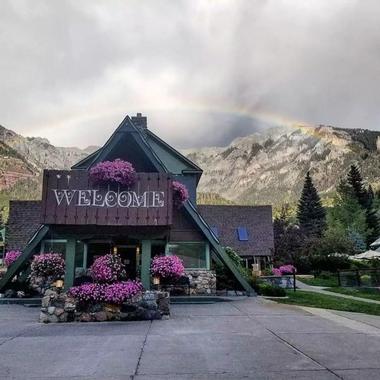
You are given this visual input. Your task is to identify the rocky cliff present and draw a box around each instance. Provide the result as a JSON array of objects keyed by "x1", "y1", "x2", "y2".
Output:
[{"x1": 183, "y1": 125, "x2": 380, "y2": 206}]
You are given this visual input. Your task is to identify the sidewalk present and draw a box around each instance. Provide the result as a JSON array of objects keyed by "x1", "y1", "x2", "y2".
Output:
[{"x1": 297, "y1": 280, "x2": 380, "y2": 305}]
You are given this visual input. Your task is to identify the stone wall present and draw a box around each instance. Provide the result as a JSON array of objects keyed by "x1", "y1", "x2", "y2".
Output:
[
  {"x1": 186, "y1": 270, "x2": 216, "y2": 295},
  {"x1": 40, "y1": 289, "x2": 170, "y2": 323}
]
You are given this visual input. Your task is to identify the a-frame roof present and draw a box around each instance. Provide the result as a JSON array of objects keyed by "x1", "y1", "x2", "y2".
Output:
[{"x1": 72, "y1": 115, "x2": 203, "y2": 183}]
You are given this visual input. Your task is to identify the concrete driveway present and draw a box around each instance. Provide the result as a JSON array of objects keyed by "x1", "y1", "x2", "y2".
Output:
[{"x1": 1, "y1": 298, "x2": 380, "y2": 379}]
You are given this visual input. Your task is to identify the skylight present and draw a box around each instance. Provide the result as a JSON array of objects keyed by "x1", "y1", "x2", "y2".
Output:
[{"x1": 237, "y1": 227, "x2": 248, "y2": 241}]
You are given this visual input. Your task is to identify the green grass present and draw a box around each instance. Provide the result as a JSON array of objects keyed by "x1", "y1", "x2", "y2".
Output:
[
  {"x1": 325, "y1": 287, "x2": 380, "y2": 302},
  {"x1": 299, "y1": 275, "x2": 339, "y2": 288},
  {"x1": 270, "y1": 290, "x2": 380, "y2": 316}
]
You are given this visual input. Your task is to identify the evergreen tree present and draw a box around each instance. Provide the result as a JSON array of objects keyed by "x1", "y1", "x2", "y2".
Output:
[
  {"x1": 274, "y1": 205, "x2": 304, "y2": 264},
  {"x1": 297, "y1": 172, "x2": 326, "y2": 237},
  {"x1": 347, "y1": 164, "x2": 368, "y2": 208},
  {"x1": 345, "y1": 165, "x2": 379, "y2": 244}
]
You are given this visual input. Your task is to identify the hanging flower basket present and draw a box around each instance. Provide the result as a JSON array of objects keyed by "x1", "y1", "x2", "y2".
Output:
[
  {"x1": 172, "y1": 181, "x2": 189, "y2": 207},
  {"x1": 89, "y1": 159, "x2": 137, "y2": 187}
]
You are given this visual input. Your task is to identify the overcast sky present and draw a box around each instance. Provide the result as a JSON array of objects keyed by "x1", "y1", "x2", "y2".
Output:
[{"x1": 1, "y1": 0, "x2": 380, "y2": 148}]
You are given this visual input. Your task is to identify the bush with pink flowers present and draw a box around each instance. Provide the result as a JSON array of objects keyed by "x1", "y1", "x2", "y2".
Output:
[
  {"x1": 4, "y1": 250, "x2": 22, "y2": 267},
  {"x1": 31, "y1": 253, "x2": 65, "y2": 279},
  {"x1": 103, "y1": 280, "x2": 143, "y2": 304},
  {"x1": 272, "y1": 265, "x2": 297, "y2": 276},
  {"x1": 90, "y1": 253, "x2": 126, "y2": 283},
  {"x1": 172, "y1": 181, "x2": 189, "y2": 207},
  {"x1": 89, "y1": 159, "x2": 136, "y2": 187},
  {"x1": 68, "y1": 283, "x2": 105, "y2": 305},
  {"x1": 68, "y1": 280, "x2": 143, "y2": 306},
  {"x1": 150, "y1": 255, "x2": 185, "y2": 280}
]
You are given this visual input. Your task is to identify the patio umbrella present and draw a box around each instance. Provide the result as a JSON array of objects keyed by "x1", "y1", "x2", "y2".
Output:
[{"x1": 352, "y1": 250, "x2": 380, "y2": 260}]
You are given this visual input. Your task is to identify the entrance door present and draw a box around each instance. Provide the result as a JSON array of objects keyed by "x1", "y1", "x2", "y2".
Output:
[{"x1": 117, "y1": 246, "x2": 138, "y2": 279}]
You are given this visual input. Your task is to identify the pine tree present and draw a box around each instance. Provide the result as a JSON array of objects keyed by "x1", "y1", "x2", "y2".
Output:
[
  {"x1": 345, "y1": 165, "x2": 379, "y2": 244},
  {"x1": 347, "y1": 164, "x2": 368, "y2": 208},
  {"x1": 297, "y1": 172, "x2": 326, "y2": 237}
]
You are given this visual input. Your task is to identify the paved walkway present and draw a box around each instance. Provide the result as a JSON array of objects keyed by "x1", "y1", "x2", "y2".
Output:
[
  {"x1": 1, "y1": 298, "x2": 380, "y2": 379},
  {"x1": 297, "y1": 280, "x2": 380, "y2": 305}
]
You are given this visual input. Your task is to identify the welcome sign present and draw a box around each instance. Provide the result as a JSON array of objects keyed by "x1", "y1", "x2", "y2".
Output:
[{"x1": 41, "y1": 170, "x2": 173, "y2": 226}]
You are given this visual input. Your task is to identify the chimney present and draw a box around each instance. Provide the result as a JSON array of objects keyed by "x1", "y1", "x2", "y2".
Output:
[{"x1": 131, "y1": 112, "x2": 147, "y2": 129}]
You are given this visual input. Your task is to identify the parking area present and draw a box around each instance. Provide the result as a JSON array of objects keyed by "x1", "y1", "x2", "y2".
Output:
[{"x1": 1, "y1": 298, "x2": 380, "y2": 379}]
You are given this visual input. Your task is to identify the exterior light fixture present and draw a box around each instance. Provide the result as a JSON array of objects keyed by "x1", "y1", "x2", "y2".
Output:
[
  {"x1": 153, "y1": 276, "x2": 160, "y2": 285},
  {"x1": 55, "y1": 279, "x2": 64, "y2": 293},
  {"x1": 113, "y1": 246, "x2": 118, "y2": 254}
]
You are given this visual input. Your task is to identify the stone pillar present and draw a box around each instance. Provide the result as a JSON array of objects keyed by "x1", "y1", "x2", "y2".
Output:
[
  {"x1": 141, "y1": 240, "x2": 152, "y2": 290},
  {"x1": 64, "y1": 238, "x2": 76, "y2": 291}
]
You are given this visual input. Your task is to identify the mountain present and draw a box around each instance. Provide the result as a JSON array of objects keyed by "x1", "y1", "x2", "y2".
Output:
[
  {"x1": 1, "y1": 123, "x2": 380, "y2": 217},
  {"x1": 183, "y1": 125, "x2": 380, "y2": 207},
  {"x1": 0, "y1": 125, "x2": 97, "y2": 216}
]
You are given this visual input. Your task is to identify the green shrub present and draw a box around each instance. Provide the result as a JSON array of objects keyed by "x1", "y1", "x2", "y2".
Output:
[
  {"x1": 258, "y1": 283, "x2": 286, "y2": 297},
  {"x1": 309, "y1": 254, "x2": 350, "y2": 273}
]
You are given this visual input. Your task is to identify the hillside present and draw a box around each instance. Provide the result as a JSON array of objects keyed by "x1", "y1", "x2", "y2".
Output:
[
  {"x1": 183, "y1": 125, "x2": 380, "y2": 206},
  {"x1": 0, "y1": 125, "x2": 97, "y2": 217}
]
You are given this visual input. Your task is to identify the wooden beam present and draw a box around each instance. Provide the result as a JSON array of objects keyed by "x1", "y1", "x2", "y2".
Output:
[
  {"x1": 0, "y1": 226, "x2": 49, "y2": 292},
  {"x1": 64, "y1": 238, "x2": 76, "y2": 290},
  {"x1": 141, "y1": 240, "x2": 152, "y2": 290}
]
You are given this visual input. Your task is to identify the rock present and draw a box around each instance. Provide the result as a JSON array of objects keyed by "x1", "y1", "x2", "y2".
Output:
[
  {"x1": 94, "y1": 311, "x2": 107, "y2": 322},
  {"x1": 58, "y1": 312, "x2": 68, "y2": 322},
  {"x1": 48, "y1": 314, "x2": 59, "y2": 323},
  {"x1": 42, "y1": 296, "x2": 50, "y2": 308},
  {"x1": 64, "y1": 303, "x2": 76, "y2": 312},
  {"x1": 55, "y1": 308, "x2": 64, "y2": 317},
  {"x1": 39, "y1": 312, "x2": 49, "y2": 323},
  {"x1": 4, "y1": 289, "x2": 16, "y2": 298},
  {"x1": 79, "y1": 313, "x2": 91, "y2": 322},
  {"x1": 44, "y1": 289, "x2": 57, "y2": 297},
  {"x1": 47, "y1": 306, "x2": 56, "y2": 315}
]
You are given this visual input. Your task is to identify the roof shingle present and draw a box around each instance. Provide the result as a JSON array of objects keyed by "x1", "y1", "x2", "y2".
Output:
[{"x1": 198, "y1": 205, "x2": 274, "y2": 257}]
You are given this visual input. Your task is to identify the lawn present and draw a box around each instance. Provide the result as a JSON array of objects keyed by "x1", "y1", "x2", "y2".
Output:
[
  {"x1": 270, "y1": 290, "x2": 380, "y2": 316},
  {"x1": 325, "y1": 287, "x2": 380, "y2": 301},
  {"x1": 298, "y1": 274, "x2": 339, "y2": 288}
]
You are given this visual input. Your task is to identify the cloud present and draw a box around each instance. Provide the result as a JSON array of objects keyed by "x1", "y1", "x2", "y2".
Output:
[{"x1": 0, "y1": 0, "x2": 379, "y2": 148}]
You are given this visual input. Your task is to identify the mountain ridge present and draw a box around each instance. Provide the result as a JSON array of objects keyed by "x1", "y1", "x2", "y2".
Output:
[{"x1": 1, "y1": 123, "x2": 380, "y2": 216}]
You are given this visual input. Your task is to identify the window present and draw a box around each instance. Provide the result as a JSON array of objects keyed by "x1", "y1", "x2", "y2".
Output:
[
  {"x1": 237, "y1": 227, "x2": 248, "y2": 241},
  {"x1": 41, "y1": 240, "x2": 86, "y2": 269},
  {"x1": 166, "y1": 242, "x2": 209, "y2": 269}
]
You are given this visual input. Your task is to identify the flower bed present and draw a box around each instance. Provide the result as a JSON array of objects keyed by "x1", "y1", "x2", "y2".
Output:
[
  {"x1": 68, "y1": 280, "x2": 143, "y2": 308},
  {"x1": 89, "y1": 159, "x2": 136, "y2": 187},
  {"x1": 40, "y1": 289, "x2": 170, "y2": 323},
  {"x1": 4, "y1": 250, "x2": 22, "y2": 267},
  {"x1": 272, "y1": 265, "x2": 297, "y2": 276}
]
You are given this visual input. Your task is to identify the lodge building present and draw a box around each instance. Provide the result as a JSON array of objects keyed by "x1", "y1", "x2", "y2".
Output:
[{"x1": 0, "y1": 114, "x2": 274, "y2": 295}]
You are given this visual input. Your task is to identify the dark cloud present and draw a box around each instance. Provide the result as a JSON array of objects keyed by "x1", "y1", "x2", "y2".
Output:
[{"x1": 0, "y1": 0, "x2": 379, "y2": 148}]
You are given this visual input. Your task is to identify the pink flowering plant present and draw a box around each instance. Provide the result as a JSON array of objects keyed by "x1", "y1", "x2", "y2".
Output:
[
  {"x1": 68, "y1": 283, "x2": 105, "y2": 305},
  {"x1": 68, "y1": 280, "x2": 143, "y2": 307},
  {"x1": 4, "y1": 250, "x2": 22, "y2": 267},
  {"x1": 103, "y1": 280, "x2": 143, "y2": 304},
  {"x1": 172, "y1": 181, "x2": 189, "y2": 207},
  {"x1": 150, "y1": 255, "x2": 185, "y2": 280},
  {"x1": 31, "y1": 253, "x2": 65, "y2": 278},
  {"x1": 272, "y1": 265, "x2": 297, "y2": 276},
  {"x1": 89, "y1": 159, "x2": 136, "y2": 187},
  {"x1": 90, "y1": 253, "x2": 126, "y2": 283}
]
